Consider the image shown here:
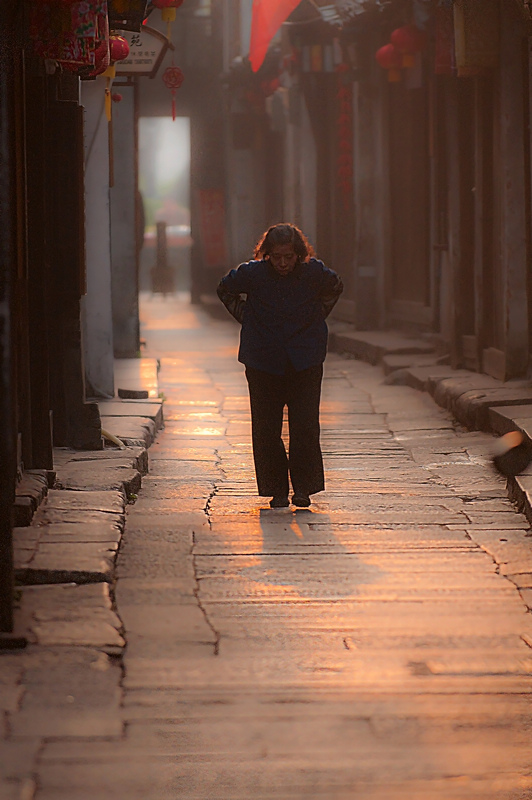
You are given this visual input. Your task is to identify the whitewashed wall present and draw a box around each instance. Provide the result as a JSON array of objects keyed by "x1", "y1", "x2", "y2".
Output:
[{"x1": 81, "y1": 79, "x2": 115, "y2": 398}]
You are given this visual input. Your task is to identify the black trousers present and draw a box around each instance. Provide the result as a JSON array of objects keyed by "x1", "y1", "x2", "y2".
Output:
[{"x1": 245, "y1": 363, "x2": 325, "y2": 498}]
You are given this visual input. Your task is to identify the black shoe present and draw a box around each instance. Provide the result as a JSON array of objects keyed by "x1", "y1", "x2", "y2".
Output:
[
  {"x1": 292, "y1": 493, "x2": 311, "y2": 508},
  {"x1": 270, "y1": 496, "x2": 289, "y2": 508}
]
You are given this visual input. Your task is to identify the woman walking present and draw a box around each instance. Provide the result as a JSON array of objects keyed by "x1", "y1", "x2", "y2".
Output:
[{"x1": 217, "y1": 223, "x2": 343, "y2": 508}]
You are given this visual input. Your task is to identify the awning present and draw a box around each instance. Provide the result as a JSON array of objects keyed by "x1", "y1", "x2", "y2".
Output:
[
  {"x1": 290, "y1": 0, "x2": 430, "y2": 32},
  {"x1": 308, "y1": 0, "x2": 397, "y2": 26}
]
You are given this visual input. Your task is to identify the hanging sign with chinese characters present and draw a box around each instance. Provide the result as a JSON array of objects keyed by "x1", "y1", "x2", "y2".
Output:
[{"x1": 115, "y1": 25, "x2": 173, "y2": 77}]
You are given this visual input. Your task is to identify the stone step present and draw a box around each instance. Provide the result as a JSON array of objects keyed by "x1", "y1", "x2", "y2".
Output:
[
  {"x1": 329, "y1": 328, "x2": 435, "y2": 365},
  {"x1": 98, "y1": 399, "x2": 163, "y2": 430},
  {"x1": 14, "y1": 470, "x2": 55, "y2": 527}
]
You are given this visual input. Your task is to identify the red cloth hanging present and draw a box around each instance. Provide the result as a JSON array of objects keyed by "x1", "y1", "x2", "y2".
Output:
[{"x1": 249, "y1": 0, "x2": 301, "y2": 72}]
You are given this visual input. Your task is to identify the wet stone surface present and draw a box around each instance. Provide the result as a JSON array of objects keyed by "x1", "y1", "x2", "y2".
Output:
[{"x1": 4, "y1": 295, "x2": 532, "y2": 799}]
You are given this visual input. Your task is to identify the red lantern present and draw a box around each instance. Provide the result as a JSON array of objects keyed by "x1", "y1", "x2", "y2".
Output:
[
  {"x1": 390, "y1": 25, "x2": 427, "y2": 68},
  {"x1": 162, "y1": 64, "x2": 184, "y2": 121},
  {"x1": 112, "y1": 93, "x2": 123, "y2": 102},
  {"x1": 152, "y1": 0, "x2": 184, "y2": 35},
  {"x1": 109, "y1": 34, "x2": 129, "y2": 63},
  {"x1": 375, "y1": 43, "x2": 402, "y2": 82}
]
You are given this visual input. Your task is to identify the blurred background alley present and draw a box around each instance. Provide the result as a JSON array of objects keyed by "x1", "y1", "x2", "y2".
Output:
[{"x1": 3, "y1": 1, "x2": 532, "y2": 797}]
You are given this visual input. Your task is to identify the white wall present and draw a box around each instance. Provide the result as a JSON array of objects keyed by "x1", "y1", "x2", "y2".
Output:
[
  {"x1": 81, "y1": 79, "x2": 115, "y2": 398},
  {"x1": 240, "y1": 0, "x2": 253, "y2": 57},
  {"x1": 110, "y1": 86, "x2": 139, "y2": 357}
]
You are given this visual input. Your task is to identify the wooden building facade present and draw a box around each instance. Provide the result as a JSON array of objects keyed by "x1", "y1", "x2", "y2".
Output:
[{"x1": 217, "y1": 0, "x2": 532, "y2": 381}]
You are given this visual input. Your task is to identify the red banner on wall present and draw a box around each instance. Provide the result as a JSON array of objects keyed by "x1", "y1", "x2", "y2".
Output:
[
  {"x1": 197, "y1": 189, "x2": 228, "y2": 269},
  {"x1": 249, "y1": 0, "x2": 301, "y2": 72}
]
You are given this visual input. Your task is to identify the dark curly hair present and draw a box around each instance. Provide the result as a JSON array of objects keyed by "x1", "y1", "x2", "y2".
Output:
[{"x1": 253, "y1": 223, "x2": 316, "y2": 262}]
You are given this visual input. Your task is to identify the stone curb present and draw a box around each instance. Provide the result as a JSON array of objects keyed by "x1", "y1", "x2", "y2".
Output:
[
  {"x1": 14, "y1": 470, "x2": 55, "y2": 527},
  {"x1": 14, "y1": 488, "x2": 126, "y2": 586},
  {"x1": 329, "y1": 328, "x2": 434, "y2": 365},
  {"x1": 12, "y1": 394, "x2": 163, "y2": 650},
  {"x1": 16, "y1": 583, "x2": 125, "y2": 653},
  {"x1": 329, "y1": 326, "x2": 532, "y2": 525}
]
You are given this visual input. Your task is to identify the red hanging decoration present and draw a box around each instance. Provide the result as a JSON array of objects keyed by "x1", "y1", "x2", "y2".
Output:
[
  {"x1": 109, "y1": 33, "x2": 129, "y2": 62},
  {"x1": 375, "y1": 43, "x2": 402, "y2": 82},
  {"x1": 390, "y1": 24, "x2": 427, "y2": 68},
  {"x1": 162, "y1": 64, "x2": 184, "y2": 121},
  {"x1": 152, "y1": 0, "x2": 184, "y2": 38}
]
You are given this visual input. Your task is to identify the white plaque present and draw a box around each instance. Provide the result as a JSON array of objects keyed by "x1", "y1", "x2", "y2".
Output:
[{"x1": 115, "y1": 26, "x2": 173, "y2": 78}]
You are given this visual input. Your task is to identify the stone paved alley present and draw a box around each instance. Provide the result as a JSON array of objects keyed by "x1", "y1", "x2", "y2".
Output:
[{"x1": 6, "y1": 295, "x2": 532, "y2": 799}]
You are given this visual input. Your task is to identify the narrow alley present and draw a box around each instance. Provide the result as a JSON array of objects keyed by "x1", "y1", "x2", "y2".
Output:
[{"x1": 35, "y1": 294, "x2": 532, "y2": 799}]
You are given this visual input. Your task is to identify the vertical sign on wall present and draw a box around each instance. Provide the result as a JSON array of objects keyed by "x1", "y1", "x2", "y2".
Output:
[{"x1": 197, "y1": 188, "x2": 228, "y2": 268}]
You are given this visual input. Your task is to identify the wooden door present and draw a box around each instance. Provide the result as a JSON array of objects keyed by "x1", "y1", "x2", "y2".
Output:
[{"x1": 388, "y1": 79, "x2": 431, "y2": 325}]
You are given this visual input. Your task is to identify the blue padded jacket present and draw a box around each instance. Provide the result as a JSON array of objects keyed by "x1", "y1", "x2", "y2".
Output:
[{"x1": 217, "y1": 258, "x2": 343, "y2": 375}]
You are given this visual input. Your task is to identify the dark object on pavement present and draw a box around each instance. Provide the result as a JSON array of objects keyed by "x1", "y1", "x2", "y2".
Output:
[
  {"x1": 492, "y1": 431, "x2": 532, "y2": 477},
  {"x1": 292, "y1": 493, "x2": 311, "y2": 507},
  {"x1": 0, "y1": 634, "x2": 27, "y2": 650},
  {"x1": 151, "y1": 222, "x2": 175, "y2": 295},
  {"x1": 118, "y1": 388, "x2": 149, "y2": 399}
]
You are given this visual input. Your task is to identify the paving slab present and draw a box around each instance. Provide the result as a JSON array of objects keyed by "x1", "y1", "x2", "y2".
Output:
[
  {"x1": 114, "y1": 357, "x2": 159, "y2": 399},
  {"x1": 41, "y1": 488, "x2": 126, "y2": 515},
  {"x1": 17, "y1": 583, "x2": 124, "y2": 651},
  {"x1": 98, "y1": 399, "x2": 163, "y2": 428},
  {"x1": 9, "y1": 647, "x2": 122, "y2": 739},
  {"x1": 401, "y1": 365, "x2": 471, "y2": 391},
  {"x1": 14, "y1": 488, "x2": 126, "y2": 585},
  {"x1": 16, "y1": 546, "x2": 116, "y2": 585},
  {"x1": 100, "y1": 415, "x2": 157, "y2": 446},
  {"x1": 54, "y1": 460, "x2": 142, "y2": 494},
  {"x1": 329, "y1": 329, "x2": 435, "y2": 365},
  {"x1": 55, "y1": 445, "x2": 149, "y2": 475},
  {"x1": 15, "y1": 472, "x2": 48, "y2": 512},
  {"x1": 381, "y1": 353, "x2": 443, "y2": 376},
  {"x1": 13, "y1": 521, "x2": 122, "y2": 579},
  {"x1": 453, "y1": 388, "x2": 532, "y2": 431},
  {"x1": 7, "y1": 296, "x2": 532, "y2": 800},
  {"x1": 508, "y1": 474, "x2": 532, "y2": 525},
  {"x1": 488, "y1": 403, "x2": 532, "y2": 436}
]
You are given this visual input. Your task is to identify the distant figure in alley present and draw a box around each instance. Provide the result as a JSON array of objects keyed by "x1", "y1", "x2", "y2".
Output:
[{"x1": 217, "y1": 223, "x2": 343, "y2": 509}]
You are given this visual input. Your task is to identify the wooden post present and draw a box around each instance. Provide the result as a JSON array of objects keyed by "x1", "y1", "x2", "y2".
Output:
[
  {"x1": 25, "y1": 67, "x2": 54, "y2": 470},
  {"x1": 484, "y1": 5, "x2": 529, "y2": 379},
  {"x1": 0, "y1": 2, "x2": 18, "y2": 633}
]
